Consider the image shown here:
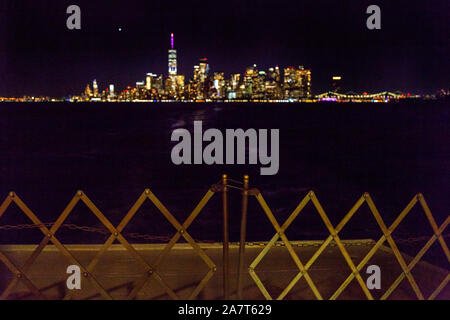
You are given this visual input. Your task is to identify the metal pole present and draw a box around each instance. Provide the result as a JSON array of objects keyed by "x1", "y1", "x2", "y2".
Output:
[
  {"x1": 222, "y1": 174, "x2": 230, "y2": 300},
  {"x1": 237, "y1": 174, "x2": 249, "y2": 299}
]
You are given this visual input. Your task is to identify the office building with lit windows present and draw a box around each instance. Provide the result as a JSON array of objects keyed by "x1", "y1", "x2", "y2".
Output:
[{"x1": 283, "y1": 66, "x2": 312, "y2": 99}]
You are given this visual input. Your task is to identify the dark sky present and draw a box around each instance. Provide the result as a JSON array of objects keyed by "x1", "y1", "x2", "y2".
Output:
[{"x1": 0, "y1": 0, "x2": 449, "y2": 97}]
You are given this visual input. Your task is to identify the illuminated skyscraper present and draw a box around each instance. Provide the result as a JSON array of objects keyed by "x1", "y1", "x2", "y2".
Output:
[
  {"x1": 242, "y1": 64, "x2": 259, "y2": 98},
  {"x1": 168, "y1": 33, "x2": 177, "y2": 79},
  {"x1": 93, "y1": 79, "x2": 99, "y2": 97},
  {"x1": 197, "y1": 58, "x2": 210, "y2": 99},
  {"x1": 167, "y1": 33, "x2": 178, "y2": 97},
  {"x1": 212, "y1": 72, "x2": 225, "y2": 99},
  {"x1": 225, "y1": 73, "x2": 241, "y2": 99},
  {"x1": 136, "y1": 81, "x2": 145, "y2": 89},
  {"x1": 187, "y1": 65, "x2": 201, "y2": 99},
  {"x1": 256, "y1": 71, "x2": 266, "y2": 98},
  {"x1": 300, "y1": 68, "x2": 312, "y2": 98},
  {"x1": 265, "y1": 67, "x2": 282, "y2": 99},
  {"x1": 175, "y1": 75, "x2": 185, "y2": 98},
  {"x1": 146, "y1": 73, "x2": 152, "y2": 90},
  {"x1": 164, "y1": 77, "x2": 174, "y2": 96},
  {"x1": 198, "y1": 58, "x2": 209, "y2": 82},
  {"x1": 283, "y1": 66, "x2": 312, "y2": 99},
  {"x1": 230, "y1": 74, "x2": 240, "y2": 90},
  {"x1": 154, "y1": 75, "x2": 164, "y2": 94},
  {"x1": 268, "y1": 66, "x2": 280, "y2": 82},
  {"x1": 193, "y1": 65, "x2": 200, "y2": 81},
  {"x1": 84, "y1": 84, "x2": 92, "y2": 98}
]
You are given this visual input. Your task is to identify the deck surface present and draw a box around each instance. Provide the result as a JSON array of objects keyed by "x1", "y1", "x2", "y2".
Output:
[{"x1": 0, "y1": 240, "x2": 448, "y2": 300}]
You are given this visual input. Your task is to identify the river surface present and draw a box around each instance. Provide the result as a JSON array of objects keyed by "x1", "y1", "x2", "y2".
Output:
[{"x1": 0, "y1": 101, "x2": 449, "y2": 257}]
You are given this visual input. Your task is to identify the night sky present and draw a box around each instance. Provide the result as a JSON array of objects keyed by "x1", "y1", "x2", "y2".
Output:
[{"x1": 0, "y1": 0, "x2": 449, "y2": 97}]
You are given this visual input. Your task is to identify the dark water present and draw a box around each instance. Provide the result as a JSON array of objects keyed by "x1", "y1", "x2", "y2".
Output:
[{"x1": 0, "y1": 102, "x2": 449, "y2": 254}]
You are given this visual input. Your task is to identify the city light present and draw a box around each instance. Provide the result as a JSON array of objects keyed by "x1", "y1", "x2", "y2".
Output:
[{"x1": 1, "y1": 33, "x2": 440, "y2": 103}]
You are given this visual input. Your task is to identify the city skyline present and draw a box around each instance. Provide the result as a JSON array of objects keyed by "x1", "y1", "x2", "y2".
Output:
[
  {"x1": 78, "y1": 33, "x2": 314, "y2": 102},
  {"x1": 1, "y1": 0, "x2": 449, "y2": 98},
  {"x1": 2, "y1": 32, "x2": 445, "y2": 103}
]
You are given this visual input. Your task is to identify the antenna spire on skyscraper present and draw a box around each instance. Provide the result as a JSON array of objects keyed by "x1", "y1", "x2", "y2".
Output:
[{"x1": 171, "y1": 33, "x2": 174, "y2": 49}]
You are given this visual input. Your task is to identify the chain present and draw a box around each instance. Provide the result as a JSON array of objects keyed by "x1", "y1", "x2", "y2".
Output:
[
  {"x1": 0, "y1": 223, "x2": 215, "y2": 243},
  {"x1": 0, "y1": 222, "x2": 448, "y2": 246}
]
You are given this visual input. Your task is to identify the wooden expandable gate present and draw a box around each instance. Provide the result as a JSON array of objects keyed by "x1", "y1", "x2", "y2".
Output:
[{"x1": 0, "y1": 175, "x2": 449, "y2": 300}]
